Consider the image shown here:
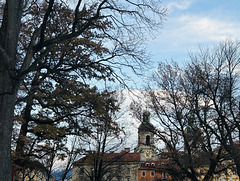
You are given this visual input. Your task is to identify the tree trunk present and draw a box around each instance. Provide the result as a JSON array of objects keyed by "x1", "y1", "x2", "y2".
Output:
[
  {"x1": 0, "y1": 0, "x2": 23, "y2": 180},
  {"x1": 231, "y1": 150, "x2": 240, "y2": 179},
  {"x1": 0, "y1": 75, "x2": 17, "y2": 181}
]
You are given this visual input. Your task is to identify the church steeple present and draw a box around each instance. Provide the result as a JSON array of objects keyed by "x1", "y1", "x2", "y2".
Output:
[
  {"x1": 143, "y1": 110, "x2": 150, "y2": 122},
  {"x1": 138, "y1": 110, "x2": 154, "y2": 146},
  {"x1": 137, "y1": 111, "x2": 157, "y2": 161}
]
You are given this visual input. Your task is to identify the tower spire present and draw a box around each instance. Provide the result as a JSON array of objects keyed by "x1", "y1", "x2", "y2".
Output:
[{"x1": 137, "y1": 111, "x2": 157, "y2": 161}]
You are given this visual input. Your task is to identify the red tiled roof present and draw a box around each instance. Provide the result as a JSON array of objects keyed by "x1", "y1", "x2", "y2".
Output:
[
  {"x1": 106, "y1": 152, "x2": 140, "y2": 162},
  {"x1": 75, "y1": 151, "x2": 140, "y2": 163}
]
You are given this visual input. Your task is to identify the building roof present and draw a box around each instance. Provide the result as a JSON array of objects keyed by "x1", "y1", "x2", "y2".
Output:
[
  {"x1": 138, "y1": 110, "x2": 155, "y2": 132},
  {"x1": 75, "y1": 151, "x2": 140, "y2": 164},
  {"x1": 138, "y1": 121, "x2": 155, "y2": 132}
]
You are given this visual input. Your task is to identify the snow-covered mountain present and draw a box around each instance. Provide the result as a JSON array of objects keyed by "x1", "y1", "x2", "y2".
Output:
[{"x1": 114, "y1": 89, "x2": 148, "y2": 148}]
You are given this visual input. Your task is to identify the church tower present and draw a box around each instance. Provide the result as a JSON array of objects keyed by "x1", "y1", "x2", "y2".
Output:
[{"x1": 137, "y1": 111, "x2": 157, "y2": 161}]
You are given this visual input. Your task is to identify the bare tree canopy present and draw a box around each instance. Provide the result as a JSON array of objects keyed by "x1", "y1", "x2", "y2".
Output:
[{"x1": 146, "y1": 40, "x2": 240, "y2": 180}]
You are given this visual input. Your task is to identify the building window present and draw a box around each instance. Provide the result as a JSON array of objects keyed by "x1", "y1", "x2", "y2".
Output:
[
  {"x1": 146, "y1": 135, "x2": 150, "y2": 145},
  {"x1": 151, "y1": 163, "x2": 155, "y2": 167},
  {"x1": 126, "y1": 167, "x2": 130, "y2": 174},
  {"x1": 142, "y1": 171, "x2": 146, "y2": 176},
  {"x1": 162, "y1": 172, "x2": 167, "y2": 179},
  {"x1": 126, "y1": 177, "x2": 130, "y2": 181},
  {"x1": 79, "y1": 168, "x2": 84, "y2": 175},
  {"x1": 151, "y1": 171, "x2": 155, "y2": 176},
  {"x1": 146, "y1": 163, "x2": 149, "y2": 166}
]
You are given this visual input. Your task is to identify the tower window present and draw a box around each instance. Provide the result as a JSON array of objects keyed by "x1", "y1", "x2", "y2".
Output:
[
  {"x1": 162, "y1": 172, "x2": 167, "y2": 179},
  {"x1": 146, "y1": 135, "x2": 150, "y2": 145},
  {"x1": 151, "y1": 171, "x2": 155, "y2": 176}
]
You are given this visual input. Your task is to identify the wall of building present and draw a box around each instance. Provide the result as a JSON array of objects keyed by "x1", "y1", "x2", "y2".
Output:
[{"x1": 72, "y1": 162, "x2": 140, "y2": 181}]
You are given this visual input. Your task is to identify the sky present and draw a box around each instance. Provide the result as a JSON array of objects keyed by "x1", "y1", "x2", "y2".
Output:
[
  {"x1": 111, "y1": 0, "x2": 240, "y2": 148},
  {"x1": 88, "y1": 0, "x2": 240, "y2": 89},
  {"x1": 147, "y1": 0, "x2": 240, "y2": 66}
]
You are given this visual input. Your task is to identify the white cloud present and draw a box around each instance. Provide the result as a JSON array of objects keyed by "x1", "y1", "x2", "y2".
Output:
[
  {"x1": 153, "y1": 14, "x2": 240, "y2": 54},
  {"x1": 147, "y1": 13, "x2": 240, "y2": 64},
  {"x1": 177, "y1": 15, "x2": 240, "y2": 42},
  {"x1": 167, "y1": 0, "x2": 192, "y2": 11}
]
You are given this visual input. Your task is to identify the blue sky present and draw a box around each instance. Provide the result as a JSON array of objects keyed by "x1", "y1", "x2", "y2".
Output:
[
  {"x1": 90, "y1": 0, "x2": 240, "y2": 89},
  {"x1": 147, "y1": 0, "x2": 240, "y2": 65}
]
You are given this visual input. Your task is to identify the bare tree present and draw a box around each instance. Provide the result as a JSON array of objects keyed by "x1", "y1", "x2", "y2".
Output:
[
  {"x1": 146, "y1": 40, "x2": 240, "y2": 180},
  {"x1": 185, "y1": 41, "x2": 240, "y2": 177}
]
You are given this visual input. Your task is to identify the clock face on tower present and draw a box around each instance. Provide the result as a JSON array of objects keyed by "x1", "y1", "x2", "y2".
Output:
[{"x1": 144, "y1": 150, "x2": 152, "y2": 158}]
